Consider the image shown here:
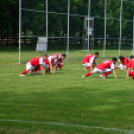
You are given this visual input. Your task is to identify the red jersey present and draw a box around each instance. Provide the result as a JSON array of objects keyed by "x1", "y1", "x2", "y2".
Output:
[
  {"x1": 97, "y1": 60, "x2": 114, "y2": 70},
  {"x1": 82, "y1": 54, "x2": 95, "y2": 64},
  {"x1": 120, "y1": 57, "x2": 129, "y2": 65},
  {"x1": 128, "y1": 58, "x2": 134, "y2": 70},
  {"x1": 53, "y1": 53, "x2": 62, "y2": 63},
  {"x1": 48, "y1": 55, "x2": 55, "y2": 63},
  {"x1": 57, "y1": 54, "x2": 62, "y2": 63},
  {"x1": 57, "y1": 53, "x2": 62, "y2": 59},
  {"x1": 28, "y1": 57, "x2": 43, "y2": 66},
  {"x1": 43, "y1": 58, "x2": 49, "y2": 64}
]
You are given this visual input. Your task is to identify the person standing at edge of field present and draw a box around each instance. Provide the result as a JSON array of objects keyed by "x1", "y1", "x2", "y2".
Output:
[
  {"x1": 82, "y1": 57, "x2": 118, "y2": 79},
  {"x1": 82, "y1": 52, "x2": 99, "y2": 71},
  {"x1": 126, "y1": 55, "x2": 134, "y2": 80},
  {"x1": 115, "y1": 55, "x2": 129, "y2": 72},
  {"x1": 20, "y1": 54, "x2": 48, "y2": 76},
  {"x1": 53, "y1": 53, "x2": 66, "y2": 70}
]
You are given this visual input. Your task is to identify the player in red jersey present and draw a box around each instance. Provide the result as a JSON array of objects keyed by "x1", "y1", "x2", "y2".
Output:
[
  {"x1": 33, "y1": 54, "x2": 59, "y2": 74},
  {"x1": 82, "y1": 52, "x2": 99, "y2": 71},
  {"x1": 47, "y1": 54, "x2": 58, "y2": 74},
  {"x1": 126, "y1": 55, "x2": 134, "y2": 79},
  {"x1": 53, "y1": 53, "x2": 66, "y2": 70},
  {"x1": 115, "y1": 56, "x2": 129, "y2": 72},
  {"x1": 20, "y1": 54, "x2": 48, "y2": 76},
  {"x1": 32, "y1": 56, "x2": 50, "y2": 74},
  {"x1": 82, "y1": 57, "x2": 118, "y2": 79}
]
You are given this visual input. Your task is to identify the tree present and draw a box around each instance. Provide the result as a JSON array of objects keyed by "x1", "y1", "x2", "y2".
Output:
[
  {"x1": 21, "y1": 0, "x2": 134, "y2": 48},
  {"x1": 0, "y1": 0, "x2": 19, "y2": 34}
]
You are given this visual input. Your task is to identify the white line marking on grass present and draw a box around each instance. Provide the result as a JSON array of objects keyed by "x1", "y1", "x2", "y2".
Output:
[
  {"x1": 0, "y1": 73, "x2": 80, "y2": 78},
  {"x1": 0, "y1": 73, "x2": 126, "y2": 79},
  {"x1": 0, "y1": 119, "x2": 133, "y2": 134},
  {"x1": 0, "y1": 74, "x2": 17, "y2": 76}
]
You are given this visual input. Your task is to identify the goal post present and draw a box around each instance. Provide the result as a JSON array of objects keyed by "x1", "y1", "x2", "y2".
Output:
[
  {"x1": 19, "y1": 0, "x2": 134, "y2": 63},
  {"x1": 19, "y1": 0, "x2": 22, "y2": 63},
  {"x1": 131, "y1": 12, "x2": 134, "y2": 55}
]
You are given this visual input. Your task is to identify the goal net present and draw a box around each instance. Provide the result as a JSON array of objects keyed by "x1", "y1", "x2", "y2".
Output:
[{"x1": 19, "y1": 0, "x2": 134, "y2": 63}]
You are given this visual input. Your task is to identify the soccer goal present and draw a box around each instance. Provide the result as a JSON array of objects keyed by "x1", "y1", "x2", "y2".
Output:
[{"x1": 19, "y1": 0, "x2": 134, "y2": 63}]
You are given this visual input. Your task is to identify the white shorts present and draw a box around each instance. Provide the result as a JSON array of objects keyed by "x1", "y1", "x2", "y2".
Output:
[
  {"x1": 26, "y1": 62, "x2": 37, "y2": 71},
  {"x1": 82, "y1": 63, "x2": 91, "y2": 67},
  {"x1": 118, "y1": 64, "x2": 124, "y2": 70},
  {"x1": 56, "y1": 62, "x2": 62, "y2": 65},
  {"x1": 93, "y1": 68, "x2": 112, "y2": 74},
  {"x1": 43, "y1": 64, "x2": 49, "y2": 69}
]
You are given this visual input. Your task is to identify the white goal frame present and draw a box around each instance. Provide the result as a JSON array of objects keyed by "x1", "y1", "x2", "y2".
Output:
[{"x1": 19, "y1": 0, "x2": 134, "y2": 63}]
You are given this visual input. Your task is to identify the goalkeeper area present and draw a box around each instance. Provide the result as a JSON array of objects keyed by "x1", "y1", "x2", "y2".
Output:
[{"x1": 19, "y1": 0, "x2": 134, "y2": 63}]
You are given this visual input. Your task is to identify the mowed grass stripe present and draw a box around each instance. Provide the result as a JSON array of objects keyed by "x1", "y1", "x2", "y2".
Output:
[
  {"x1": 0, "y1": 50, "x2": 134, "y2": 134},
  {"x1": 0, "y1": 119, "x2": 133, "y2": 134}
]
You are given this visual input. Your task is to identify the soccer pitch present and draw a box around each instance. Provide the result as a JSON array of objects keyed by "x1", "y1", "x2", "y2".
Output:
[{"x1": 0, "y1": 50, "x2": 134, "y2": 134}]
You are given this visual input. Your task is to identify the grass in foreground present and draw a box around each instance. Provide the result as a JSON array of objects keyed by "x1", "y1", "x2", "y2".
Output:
[{"x1": 0, "y1": 51, "x2": 134, "y2": 134}]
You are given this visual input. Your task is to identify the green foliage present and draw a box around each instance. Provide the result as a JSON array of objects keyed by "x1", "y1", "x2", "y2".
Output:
[
  {"x1": 21, "y1": 0, "x2": 134, "y2": 41},
  {"x1": 0, "y1": 0, "x2": 133, "y2": 46},
  {"x1": 0, "y1": 0, "x2": 19, "y2": 32}
]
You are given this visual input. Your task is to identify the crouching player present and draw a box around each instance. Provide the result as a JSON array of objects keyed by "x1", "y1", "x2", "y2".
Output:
[
  {"x1": 32, "y1": 56, "x2": 50, "y2": 74},
  {"x1": 54, "y1": 53, "x2": 66, "y2": 70},
  {"x1": 82, "y1": 57, "x2": 118, "y2": 79},
  {"x1": 126, "y1": 55, "x2": 134, "y2": 79},
  {"x1": 115, "y1": 55, "x2": 129, "y2": 72},
  {"x1": 20, "y1": 54, "x2": 48, "y2": 76},
  {"x1": 34, "y1": 54, "x2": 58, "y2": 74},
  {"x1": 82, "y1": 52, "x2": 99, "y2": 71},
  {"x1": 47, "y1": 54, "x2": 58, "y2": 74}
]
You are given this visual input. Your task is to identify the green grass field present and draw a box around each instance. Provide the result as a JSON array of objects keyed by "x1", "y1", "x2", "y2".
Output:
[{"x1": 0, "y1": 49, "x2": 134, "y2": 134}]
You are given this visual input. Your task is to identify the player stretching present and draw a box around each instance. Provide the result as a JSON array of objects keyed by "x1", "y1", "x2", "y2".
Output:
[
  {"x1": 47, "y1": 54, "x2": 58, "y2": 74},
  {"x1": 34, "y1": 54, "x2": 59, "y2": 74},
  {"x1": 82, "y1": 57, "x2": 118, "y2": 79},
  {"x1": 82, "y1": 52, "x2": 99, "y2": 71},
  {"x1": 32, "y1": 56, "x2": 50, "y2": 74},
  {"x1": 126, "y1": 55, "x2": 134, "y2": 79},
  {"x1": 20, "y1": 54, "x2": 48, "y2": 76},
  {"x1": 54, "y1": 53, "x2": 66, "y2": 70},
  {"x1": 115, "y1": 55, "x2": 129, "y2": 72}
]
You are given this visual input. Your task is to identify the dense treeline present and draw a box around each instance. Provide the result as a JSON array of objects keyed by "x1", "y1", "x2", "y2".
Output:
[
  {"x1": 0, "y1": 0, "x2": 19, "y2": 37},
  {"x1": 0, "y1": 0, "x2": 133, "y2": 46}
]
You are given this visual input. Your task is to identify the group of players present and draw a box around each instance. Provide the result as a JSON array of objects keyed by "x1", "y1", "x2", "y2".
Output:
[
  {"x1": 82, "y1": 52, "x2": 134, "y2": 80},
  {"x1": 20, "y1": 53, "x2": 66, "y2": 76},
  {"x1": 20, "y1": 52, "x2": 134, "y2": 80}
]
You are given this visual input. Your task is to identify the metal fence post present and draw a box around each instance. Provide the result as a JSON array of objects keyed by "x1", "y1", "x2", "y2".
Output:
[
  {"x1": 19, "y1": 0, "x2": 21, "y2": 63},
  {"x1": 133, "y1": 12, "x2": 134, "y2": 51},
  {"x1": 67, "y1": 0, "x2": 70, "y2": 59},
  {"x1": 87, "y1": 0, "x2": 91, "y2": 54},
  {"x1": 46, "y1": 0, "x2": 48, "y2": 54},
  {"x1": 119, "y1": 0, "x2": 123, "y2": 56},
  {"x1": 103, "y1": 0, "x2": 107, "y2": 57}
]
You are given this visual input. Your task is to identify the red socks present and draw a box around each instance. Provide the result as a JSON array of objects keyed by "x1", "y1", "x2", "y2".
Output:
[
  {"x1": 85, "y1": 72, "x2": 92, "y2": 77},
  {"x1": 104, "y1": 71, "x2": 112, "y2": 76},
  {"x1": 85, "y1": 66, "x2": 91, "y2": 70},
  {"x1": 22, "y1": 70, "x2": 29, "y2": 75},
  {"x1": 57, "y1": 64, "x2": 62, "y2": 68},
  {"x1": 129, "y1": 71, "x2": 134, "y2": 77}
]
